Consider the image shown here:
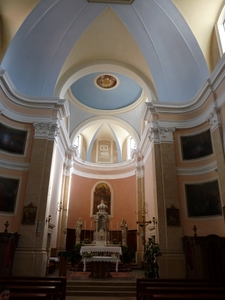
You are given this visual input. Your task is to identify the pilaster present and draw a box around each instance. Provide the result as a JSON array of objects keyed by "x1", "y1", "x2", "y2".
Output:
[{"x1": 13, "y1": 122, "x2": 59, "y2": 276}]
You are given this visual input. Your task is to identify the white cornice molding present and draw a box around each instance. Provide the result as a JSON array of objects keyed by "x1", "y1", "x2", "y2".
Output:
[
  {"x1": 72, "y1": 157, "x2": 136, "y2": 179},
  {"x1": 142, "y1": 55, "x2": 225, "y2": 126},
  {"x1": 210, "y1": 53, "x2": 225, "y2": 90},
  {"x1": 143, "y1": 96, "x2": 219, "y2": 131},
  {"x1": 73, "y1": 168, "x2": 135, "y2": 179},
  {"x1": 0, "y1": 158, "x2": 30, "y2": 171},
  {"x1": 177, "y1": 161, "x2": 218, "y2": 176},
  {"x1": 0, "y1": 69, "x2": 70, "y2": 121}
]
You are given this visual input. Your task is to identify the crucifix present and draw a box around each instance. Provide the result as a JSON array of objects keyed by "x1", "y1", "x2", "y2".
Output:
[{"x1": 136, "y1": 203, "x2": 157, "y2": 251}]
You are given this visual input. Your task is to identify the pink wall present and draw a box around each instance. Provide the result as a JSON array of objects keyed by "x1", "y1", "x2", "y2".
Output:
[{"x1": 67, "y1": 174, "x2": 137, "y2": 231}]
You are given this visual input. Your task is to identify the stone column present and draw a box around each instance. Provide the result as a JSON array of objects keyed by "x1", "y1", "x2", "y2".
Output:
[
  {"x1": 56, "y1": 149, "x2": 74, "y2": 251},
  {"x1": 135, "y1": 150, "x2": 145, "y2": 266},
  {"x1": 13, "y1": 122, "x2": 60, "y2": 276}
]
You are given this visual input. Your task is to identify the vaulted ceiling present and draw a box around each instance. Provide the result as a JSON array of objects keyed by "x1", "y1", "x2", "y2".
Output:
[{"x1": 0, "y1": 0, "x2": 223, "y2": 164}]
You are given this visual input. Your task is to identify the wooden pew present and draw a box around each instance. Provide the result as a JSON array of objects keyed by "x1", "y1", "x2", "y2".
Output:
[
  {"x1": 136, "y1": 278, "x2": 205, "y2": 300},
  {"x1": 136, "y1": 278, "x2": 225, "y2": 300},
  {"x1": 151, "y1": 295, "x2": 225, "y2": 299},
  {"x1": 9, "y1": 285, "x2": 58, "y2": 300},
  {"x1": 10, "y1": 293, "x2": 52, "y2": 300},
  {"x1": 0, "y1": 276, "x2": 66, "y2": 300}
]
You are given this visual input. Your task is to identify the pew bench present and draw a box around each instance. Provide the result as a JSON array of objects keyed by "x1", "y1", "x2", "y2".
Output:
[
  {"x1": 151, "y1": 294, "x2": 225, "y2": 299},
  {"x1": 0, "y1": 276, "x2": 66, "y2": 300},
  {"x1": 10, "y1": 293, "x2": 52, "y2": 300},
  {"x1": 9, "y1": 285, "x2": 58, "y2": 300},
  {"x1": 136, "y1": 278, "x2": 225, "y2": 300},
  {"x1": 140, "y1": 287, "x2": 225, "y2": 300}
]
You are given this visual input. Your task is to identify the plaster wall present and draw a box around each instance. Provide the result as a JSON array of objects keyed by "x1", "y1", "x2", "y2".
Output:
[{"x1": 67, "y1": 174, "x2": 136, "y2": 231}]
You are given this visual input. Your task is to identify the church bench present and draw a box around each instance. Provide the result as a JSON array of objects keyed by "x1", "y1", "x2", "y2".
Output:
[
  {"x1": 136, "y1": 278, "x2": 207, "y2": 300},
  {"x1": 140, "y1": 286, "x2": 225, "y2": 300},
  {"x1": 10, "y1": 293, "x2": 52, "y2": 300},
  {"x1": 150, "y1": 294, "x2": 225, "y2": 299},
  {"x1": 136, "y1": 278, "x2": 225, "y2": 300},
  {"x1": 0, "y1": 276, "x2": 66, "y2": 300},
  {"x1": 8, "y1": 285, "x2": 58, "y2": 300}
]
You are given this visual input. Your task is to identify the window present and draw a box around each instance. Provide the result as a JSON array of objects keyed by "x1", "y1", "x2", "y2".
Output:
[
  {"x1": 127, "y1": 136, "x2": 136, "y2": 159},
  {"x1": 74, "y1": 135, "x2": 81, "y2": 156},
  {"x1": 216, "y1": 5, "x2": 225, "y2": 56}
]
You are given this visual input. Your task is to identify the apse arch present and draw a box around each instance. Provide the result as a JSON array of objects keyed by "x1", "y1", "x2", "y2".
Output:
[{"x1": 56, "y1": 60, "x2": 157, "y2": 103}]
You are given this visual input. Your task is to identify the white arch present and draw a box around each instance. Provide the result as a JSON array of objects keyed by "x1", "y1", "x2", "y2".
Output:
[
  {"x1": 56, "y1": 60, "x2": 157, "y2": 102},
  {"x1": 70, "y1": 115, "x2": 140, "y2": 147}
]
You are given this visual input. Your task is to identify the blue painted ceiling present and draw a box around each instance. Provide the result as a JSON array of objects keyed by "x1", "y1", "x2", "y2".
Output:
[{"x1": 70, "y1": 72, "x2": 142, "y2": 110}]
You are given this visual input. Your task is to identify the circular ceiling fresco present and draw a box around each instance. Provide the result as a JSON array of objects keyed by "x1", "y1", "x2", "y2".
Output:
[{"x1": 70, "y1": 72, "x2": 142, "y2": 110}]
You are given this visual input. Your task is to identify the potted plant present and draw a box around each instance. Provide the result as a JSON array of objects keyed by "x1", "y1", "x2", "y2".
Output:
[
  {"x1": 68, "y1": 243, "x2": 82, "y2": 270},
  {"x1": 144, "y1": 238, "x2": 162, "y2": 278}
]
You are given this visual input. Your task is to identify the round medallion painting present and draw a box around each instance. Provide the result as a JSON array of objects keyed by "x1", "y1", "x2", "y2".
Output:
[{"x1": 96, "y1": 75, "x2": 117, "y2": 89}]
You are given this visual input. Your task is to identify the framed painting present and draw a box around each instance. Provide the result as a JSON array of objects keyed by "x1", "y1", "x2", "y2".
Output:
[
  {"x1": 0, "y1": 176, "x2": 19, "y2": 213},
  {"x1": 93, "y1": 182, "x2": 111, "y2": 215},
  {"x1": 185, "y1": 180, "x2": 222, "y2": 217},
  {"x1": 0, "y1": 122, "x2": 27, "y2": 155},
  {"x1": 22, "y1": 203, "x2": 37, "y2": 225},
  {"x1": 166, "y1": 206, "x2": 180, "y2": 226},
  {"x1": 181, "y1": 129, "x2": 213, "y2": 160}
]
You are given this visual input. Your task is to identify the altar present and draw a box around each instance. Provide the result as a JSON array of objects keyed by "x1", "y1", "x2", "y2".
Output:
[{"x1": 80, "y1": 246, "x2": 122, "y2": 278}]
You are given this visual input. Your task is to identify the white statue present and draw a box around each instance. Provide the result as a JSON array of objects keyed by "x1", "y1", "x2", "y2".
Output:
[
  {"x1": 75, "y1": 218, "x2": 82, "y2": 244},
  {"x1": 120, "y1": 218, "x2": 128, "y2": 246}
]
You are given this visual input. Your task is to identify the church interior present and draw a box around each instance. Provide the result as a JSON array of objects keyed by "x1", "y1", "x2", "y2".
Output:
[{"x1": 0, "y1": 0, "x2": 225, "y2": 284}]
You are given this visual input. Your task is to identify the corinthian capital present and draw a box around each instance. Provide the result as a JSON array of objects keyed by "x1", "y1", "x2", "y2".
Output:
[
  {"x1": 149, "y1": 126, "x2": 175, "y2": 143},
  {"x1": 33, "y1": 122, "x2": 61, "y2": 139},
  {"x1": 207, "y1": 108, "x2": 220, "y2": 130}
]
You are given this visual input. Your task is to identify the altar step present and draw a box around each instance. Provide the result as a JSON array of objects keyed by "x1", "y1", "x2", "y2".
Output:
[{"x1": 66, "y1": 280, "x2": 136, "y2": 297}]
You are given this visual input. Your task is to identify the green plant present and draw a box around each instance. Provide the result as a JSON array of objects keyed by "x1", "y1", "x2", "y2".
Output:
[
  {"x1": 68, "y1": 243, "x2": 82, "y2": 266},
  {"x1": 121, "y1": 245, "x2": 136, "y2": 264},
  {"x1": 144, "y1": 238, "x2": 162, "y2": 278}
]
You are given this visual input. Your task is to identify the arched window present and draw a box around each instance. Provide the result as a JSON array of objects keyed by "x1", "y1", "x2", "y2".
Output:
[
  {"x1": 216, "y1": 5, "x2": 225, "y2": 56},
  {"x1": 127, "y1": 136, "x2": 136, "y2": 159}
]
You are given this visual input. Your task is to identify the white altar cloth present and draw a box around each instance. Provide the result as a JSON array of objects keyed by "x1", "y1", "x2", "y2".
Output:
[
  {"x1": 82, "y1": 256, "x2": 119, "y2": 272},
  {"x1": 80, "y1": 246, "x2": 122, "y2": 255}
]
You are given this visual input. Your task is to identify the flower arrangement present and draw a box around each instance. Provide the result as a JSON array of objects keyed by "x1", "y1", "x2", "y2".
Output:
[{"x1": 83, "y1": 251, "x2": 93, "y2": 258}]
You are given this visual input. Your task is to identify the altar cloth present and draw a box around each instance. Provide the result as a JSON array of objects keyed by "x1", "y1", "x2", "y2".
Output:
[
  {"x1": 80, "y1": 246, "x2": 122, "y2": 255},
  {"x1": 82, "y1": 256, "x2": 120, "y2": 272}
]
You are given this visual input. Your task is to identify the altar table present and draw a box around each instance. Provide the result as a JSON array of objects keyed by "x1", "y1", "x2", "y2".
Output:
[{"x1": 80, "y1": 246, "x2": 122, "y2": 278}]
